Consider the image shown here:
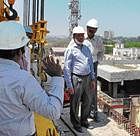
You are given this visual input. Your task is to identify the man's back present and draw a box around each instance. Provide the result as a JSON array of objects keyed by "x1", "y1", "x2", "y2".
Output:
[
  {"x1": 0, "y1": 58, "x2": 64, "y2": 136},
  {"x1": 0, "y1": 58, "x2": 35, "y2": 136}
]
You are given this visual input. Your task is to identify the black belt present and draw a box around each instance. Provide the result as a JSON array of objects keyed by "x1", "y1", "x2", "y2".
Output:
[{"x1": 72, "y1": 73, "x2": 89, "y2": 78}]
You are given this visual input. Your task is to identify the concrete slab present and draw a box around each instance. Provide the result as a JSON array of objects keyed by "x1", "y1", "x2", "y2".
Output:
[{"x1": 98, "y1": 64, "x2": 140, "y2": 82}]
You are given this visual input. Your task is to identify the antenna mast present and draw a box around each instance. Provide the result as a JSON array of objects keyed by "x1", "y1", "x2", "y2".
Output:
[{"x1": 68, "y1": 0, "x2": 81, "y2": 37}]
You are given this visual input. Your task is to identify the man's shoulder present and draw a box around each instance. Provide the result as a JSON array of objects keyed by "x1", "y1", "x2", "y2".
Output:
[
  {"x1": 84, "y1": 39, "x2": 91, "y2": 44},
  {"x1": 82, "y1": 43, "x2": 93, "y2": 53},
  {"x1": 94, "y1": 35, "x2": 103, "y2": 41},
  {"x1": 18, "y1": 69, "x2": 35, "y2": 81},
  {"x1": 66, "y1": 42, "x2": 77, "y2": 50},
  {"x1": 92, "y1": 35, "x2": 103, "y2": 46},
  {"x1": 64, "y1": 42, "x2": 76, "y2": 56}
]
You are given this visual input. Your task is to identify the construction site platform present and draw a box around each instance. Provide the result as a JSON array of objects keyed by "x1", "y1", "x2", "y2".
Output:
[{"x1": 55, "y1": 107, "x2": 130, "y2": 136}]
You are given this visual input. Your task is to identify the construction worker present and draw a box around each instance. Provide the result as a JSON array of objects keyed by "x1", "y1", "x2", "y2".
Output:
[
  {"x1": 0, "y1": 21, "x2": 64, "y2": 136},
  {"x1": 64, "y1": 26, "x2": 95, "y2": 133},
  {"x1": 85, "y1": 18, "x2": 104, "y2": 121}
]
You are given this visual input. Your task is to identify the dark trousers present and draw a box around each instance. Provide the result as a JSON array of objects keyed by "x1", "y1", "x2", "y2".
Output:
[
  {"x1": 70, "y1": 74, "x2": 92, "y2": 127},
  {"x1": 90, "y1": 61, "x2": 98, "y2": 117}
]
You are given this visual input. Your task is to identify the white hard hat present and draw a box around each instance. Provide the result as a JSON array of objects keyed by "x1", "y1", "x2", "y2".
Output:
[
  {"x1": 72, "y1": 26, "x2": 85, "y2": 34},
  {"x1": 86, "y1": 18, "x2": 98, "y2": 28},
  {"x1": 0, "y1": 21, "x2": 29, "y2": 50}
]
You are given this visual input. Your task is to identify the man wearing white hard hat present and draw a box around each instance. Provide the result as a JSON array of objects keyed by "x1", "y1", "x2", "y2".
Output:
[
  {"x1": 0, "y1": 21, "x2": 64, "y2": 136},
  {"x1": 64, "y1": 26, "x2": 95, "y2": 133},
  {"x1": 85, "y1": 18, "x2": 104, "y2": 121}
]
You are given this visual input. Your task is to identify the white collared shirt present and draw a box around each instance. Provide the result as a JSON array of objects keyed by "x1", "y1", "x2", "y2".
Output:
[
  {"x1": 0, "y1": 58, "x2": 64, "y2": 136},
  {"x1": 64, "y1": 42, "x2": 95, "y2": 88},
  {"x1": 67, "y1": 36, "x2": 104, "y2": 63},
  {"x1": 85, "y1": 35, "x2": 104, "y2": 63}
]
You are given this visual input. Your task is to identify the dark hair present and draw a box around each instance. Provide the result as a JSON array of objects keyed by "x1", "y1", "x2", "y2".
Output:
[{"x1": 0, "y1": 46, "x2": 25, "y2": 60}]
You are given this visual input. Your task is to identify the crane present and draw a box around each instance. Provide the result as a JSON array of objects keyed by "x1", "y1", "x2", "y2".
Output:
[
  {"x1": 68, "y1": 0, "x2": 81, "y2": 37},
  {"x1": 23, "y1": 0, "x2": 50, "y2": 83},
  {"x1": 0, "y1": 0, "x2": 18, "y2": 21}
]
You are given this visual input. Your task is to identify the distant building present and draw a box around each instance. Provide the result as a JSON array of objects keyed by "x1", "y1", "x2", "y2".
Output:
[
  {"x1": 114, "y1": 41, "x2": 124, "y2": 48},
  {"x1": 104, "y1": 30, "x2": 114, "y2": 39},
  {"x1": 113, "y1": 42, "x2": 140, "y2": 60}
]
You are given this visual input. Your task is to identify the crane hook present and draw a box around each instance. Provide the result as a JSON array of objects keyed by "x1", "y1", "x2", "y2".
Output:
[{"x1": 4, "y1": 2, "x2": 18, "y2": 20}]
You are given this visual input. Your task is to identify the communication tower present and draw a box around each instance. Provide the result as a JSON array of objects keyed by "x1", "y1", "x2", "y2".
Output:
[{"x1": 68, "y1": 0, "x2": 81, "y2": 37}]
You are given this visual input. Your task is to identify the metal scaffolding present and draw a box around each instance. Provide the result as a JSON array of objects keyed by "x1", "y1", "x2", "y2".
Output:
[{"x1": 68, "y1": 0, "x2": 81, "y2": 37}]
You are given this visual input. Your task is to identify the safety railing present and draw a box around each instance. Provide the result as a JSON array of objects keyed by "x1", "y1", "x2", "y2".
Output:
[
  {"x1": 109, "y1": 109, "x2": 140, "y2": 136},
  {"x1": 97, "y1": 91, "x2": 140, "y2": 136}
]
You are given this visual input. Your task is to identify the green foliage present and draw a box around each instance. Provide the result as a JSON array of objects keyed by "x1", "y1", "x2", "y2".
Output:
[
  {"x1": 103, "y1": 39, "x2": 115, "y2": 54},
  {"x1": 103, "y1": 39, "x2": 115, "y2": 45},
  {"x1": 124, "y1": 41, "x2": 140, "y2": 48},
  {"x1": 105, "y1": 45, "x2": 114, "y2": 54}
]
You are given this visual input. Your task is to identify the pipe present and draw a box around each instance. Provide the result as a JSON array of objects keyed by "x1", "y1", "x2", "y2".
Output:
[
  {"x1": 40, "y1": 0, "x2": 44, "y2": 20},
  {"x1": 36, "y1": 0, "x2": 39, "y2": 22},
  {"x1": 32, "y1": 0, "x2": 36, "y2": 23},
  {"x1": 27, "y1": 0, "x2": 30, "y2": 25}
]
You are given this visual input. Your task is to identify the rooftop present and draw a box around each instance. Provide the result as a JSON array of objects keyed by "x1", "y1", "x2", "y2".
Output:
[{"x1": 98, "y1": 63, "x2": 140, "y2": 82}]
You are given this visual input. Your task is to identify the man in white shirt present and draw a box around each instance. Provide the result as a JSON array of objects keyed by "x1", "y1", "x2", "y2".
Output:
[
  {"x1": 64, "y1": 26, "x2": 95, "y2": 133},
  {"x1": 85, "y1": 18, "x2": 104, "y2": 121},
  {"x1": 0, "y1": 21, "x2": 64, "y2": 136}
]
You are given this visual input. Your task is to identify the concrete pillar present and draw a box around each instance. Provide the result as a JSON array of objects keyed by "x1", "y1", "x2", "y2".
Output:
[
  {"x1": 97, "y1": 80, "x2": 101, "y2": 91},
  {"x1": 113, "y1": 82, "x2": 118, "y2": 98},
  {"x1": 108, "y1": 82, "x2": 112, "y2": 96}
]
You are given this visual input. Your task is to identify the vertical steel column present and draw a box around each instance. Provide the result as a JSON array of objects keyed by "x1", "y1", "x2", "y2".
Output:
[
  {"x1": 23, "y1": 0, "x2": 28, "y2": 25},
  {"x1": 32, "y1": 0, "x2": 36, "y2": 23},
  {"x1": 27, "y1": 0, "x2": 31, "y2": 25},
  {"x1": 36, "y1": 0, "x2": 40, "y2": 22},
  {"x1": 40, "y1": 0, "x2": 44, "y2": 20},
  {"x1": 68, "y1": 0, "x2": 81, "y2": 37}
]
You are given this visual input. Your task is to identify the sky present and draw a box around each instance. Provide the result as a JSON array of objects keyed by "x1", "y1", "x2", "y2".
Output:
[{"x1": 14, "y1": 0, "x2": 140, "y2": 37}]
